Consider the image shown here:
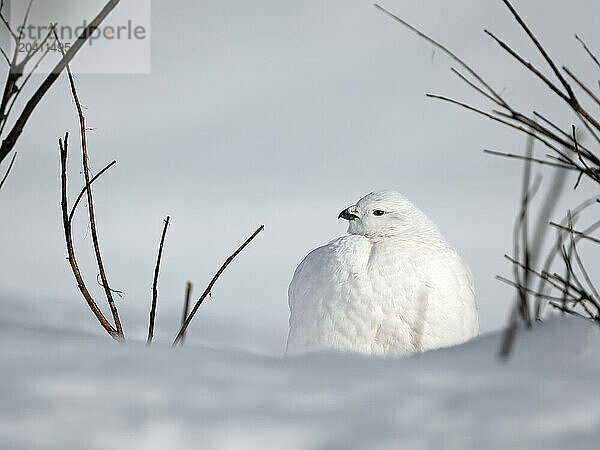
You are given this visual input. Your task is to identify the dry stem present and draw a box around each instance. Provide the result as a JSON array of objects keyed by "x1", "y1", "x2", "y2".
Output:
[
  {"x1": 59, "y1": 133, "x2": 119, "y2": 340},
  {"x1": 173, "y1": 225, "x2": 265, "y2": 346},
  {"x1": 62, "y1": 50, "x2": 124, "y2": 341},
  {"x1": 0, "y1": 0, "x2": 122, "y2": 166},
  {"x1": 179, "y1": 281, "x2": 193, "y2": 346},
  {"x1": 147, "y1": 216, "x2": 171, "y2": 345},
  {"x1": 0, "y1": 150, "x2": 16, "y2": 190}
]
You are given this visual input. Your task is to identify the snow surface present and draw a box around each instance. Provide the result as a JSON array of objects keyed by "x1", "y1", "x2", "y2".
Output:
[{"x1": 1, "y1": 316, "x2": 600, "y2": 449}]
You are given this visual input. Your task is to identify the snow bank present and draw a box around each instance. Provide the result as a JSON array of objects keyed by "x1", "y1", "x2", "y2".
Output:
[{"x1": 1, "y1": 317, "x2": 599, "y2": 449}]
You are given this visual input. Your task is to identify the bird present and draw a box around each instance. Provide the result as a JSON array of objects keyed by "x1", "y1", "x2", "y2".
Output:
[{"x1": 286, "y1": 190, "x2": 478, "y2": 356}]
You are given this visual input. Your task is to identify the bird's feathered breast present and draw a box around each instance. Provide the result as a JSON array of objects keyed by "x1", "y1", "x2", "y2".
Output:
[{"x1": 287, "y1": 235, "x2": 477, "y2": 355}]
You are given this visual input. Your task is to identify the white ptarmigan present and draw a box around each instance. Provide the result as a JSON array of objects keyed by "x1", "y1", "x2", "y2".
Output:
[{"x1": 287, "y1": 190, "x2": 478, "y2": 356}]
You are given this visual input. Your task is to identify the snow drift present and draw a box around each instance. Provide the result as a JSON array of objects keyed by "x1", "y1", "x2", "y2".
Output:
[{"x1": 1, "y1": 316, "x2": 599, "y2": 449}]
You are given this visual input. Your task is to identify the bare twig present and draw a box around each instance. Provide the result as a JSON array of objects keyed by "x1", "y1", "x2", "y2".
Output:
[
  {"x1": 563, "y1": 66, "x2": 600, "y2": 107},
  {"x1": 484, "y1": 28, "x2": 569, "y2": 103},
  {"x1": 549, "y1": 222, "x2": 600, "y2": 245},
  {"x1": 374, "y1": 3, "x2": 506, "y2": 107},
  {"x1": 0, "y1": 23, "x2": 57, "y2": 137},
  {"x1": 0, "y1": 0, "x2": 122, "y2": 166},
  {"x1": 450, "y1": 67, "x2": 504, "y2": 107},
  {"x1": 548, "y1": 302, "x2": 591, "y2": 320},
  {"x1": 59, "y1": 133, "x2": 119, "y2": 341},
  {"x1": 532, "y1": 111, "x2": 574, "y2": 143},
  {"x1": 427, "y1": 93, "x2": 568, "y2": 157},
  {"x1": 497, "y1": 275, "x2": 571, "y2": 302},
  {"x1": 565, "y1": 213, "x2": 600, "y2": 304},
  {"x1": 506, "y1": 254, "x2": 576, "y2": 297},
  {"x1": 173, "y1": 225, "x2": 265, "y2": 346},
  {"x1": 519, "y1": 133, "x2": 536, "y2": 326},
  {"x1": 0, "y1": 6, "x2": 17, "y2": 42},
  {"x1": 0, "y1": 0, "x2": 35, "y2": 130},
  {"x1": 491, "y1": 1, "x2": 600, "y2": 132},
  {"x1": 0, "y1": 150, "x2": 16, "y2": 190},
  {"x1": 535, "y1": 203, "x2": 600, "y2": 319},
  {"x1": 147, "y1": 216, "x2": 170, "y2": 346},
  {"x1": 0, "y1": 46, "x2": 9, "y2": 65},
  {"x1": 574, "y1": 34, "x2": 600, "y2": 71},
  {"x1": 13, "y1": 0, "x2": 35, "y2": 64},
  {"x1": 375, "y1": 2, "x2": 600, "y2": 181},
  {"x1": 499, "y1": 131, "x2": 538, "y2": 360},
  {"x1": 484, "y1": 149, "x2": 574, "y2": 170},
  {"x1": 63, "y1": 54, "x2": 124, "y2": 341},
  {"x1": 564, "y1": 212, "x2": 600, "y2": 313},
  {"x1": 498, "y1": 304, "x2": 520, "y2": 360},
  {"x1": 20, "y1": 21, "x2": 56, "y2": 68},
  {"x1": 179, "y1": 281, "x2": 193, "y2": 346},
  {"x1": 500, "y1": 0, "x2": 574, "y2": 99},
  {"x1": 68, "y1": 160, "x2": 117, "y2": 223},
  {"x1": 570, "y1": 232, "x2": 600, "y2": 304}
]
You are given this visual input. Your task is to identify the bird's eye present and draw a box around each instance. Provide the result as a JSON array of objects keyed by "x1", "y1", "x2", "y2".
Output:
[{"x1": 372, "y1": 210, "x2": 385, "y2": 216}]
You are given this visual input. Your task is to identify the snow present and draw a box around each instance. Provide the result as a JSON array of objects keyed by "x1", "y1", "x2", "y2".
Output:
[{"x1": 2, "y1": 315, "x2": 600, "y2": 449}]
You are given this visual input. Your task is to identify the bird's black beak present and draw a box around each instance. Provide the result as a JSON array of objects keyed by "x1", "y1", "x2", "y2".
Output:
[{"x1": 338, "y1": 207, "x2": 359, "y2": 221}]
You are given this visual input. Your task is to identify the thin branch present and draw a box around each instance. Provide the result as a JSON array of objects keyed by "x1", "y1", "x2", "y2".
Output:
[
  {"x1": 484, "y1": 149, "x2": 575, "y2": 170},
  {"x1": 549, "y1": 222, "x2": 600, "y2": 245},
  {"x1": 68, "y1": 160, "x2": 116, "y2": 223},
  {"x1": 532, "y1": 111, "x2": 574, "y2": 143},
  {"x1": 500, "y1": 0, "x2": 574, "y2": 99},
  {"x1": 500, "y1": 130, "x2": 540, "y2": 361},
  {"x1": 96, "y1": 273, "x2": 124, "y2": 297},
  {"x1": 575, "y1": 109, "x2": 600, "y2": 148},
  {"x1": 487, "y1": 4, "x2": 600, "y2": 133},
  {"x1": 63, "y1": 52, "x2": 124, "y2": 341},
  {"x1": 484, "y1": 28, "x2": 568, "y2": 103},
  {"x1": 59, "y1": 133, "x2": 119, "y2": 340},
  {"x1": 535, "y1": 204, "x2": 600, "y2": 319},
  {"x1": 563, "y1": 66, "x2": 600, "y2": 107},
  {"x1": 498, "y1": 303, "x2": 519, "y2": 360},
  {"x1": 13, "y1": 0, "x2": 35, "y2": 65},
  {"x1": 565, "y1": 211, "x2": 600, "y2": 309},
  {"x1": 574, "y1": 34, "x2": 600, "y2": 71},
  {"x1": 570, "y1": 231, "x2": 600, "y2": 304},
  {"x1": 375, "y1": 1, "x2": 600, "y2": 172},
  {"x1": 147, "y1": 216, "x2": 170, "y2": 346},
  {"x1": 173, "y1": 225, "x2": 265, "y2": 346},
  {"x1": 496, "y1": 275, "x2": 570, "y2": 303},
  {"x1": 0, "y1": 24, "x2": 57, "y2": 136},
  {"x1": 518, "y1": 132, "x2": 536, "y2": 326},
  {"x1": 0, "y1": 150, "x2": 16, "y2": 190},
  {"x1": 0, "y1": 46, "x2": 9, "y2": 65},
  {"x1": 505, "y1": 254, "x2": 578, "y2": 299},
  {"x1": 571, "y1": 125, "x2": 590, "y2": 190},
  {"x1": 426, "y1": 93, "x2": 568, "y2": 156},
  {"x1": 0, "y1": 0, "x2": 122, "y2": 166},
  {"x1": 20, "y1": 21, "x2": 56, "y2": 67},
  {"x1": 450, "y1": 67, "x2": 504, "y2": 107},
  {"x1": 0, "y1": 12, "x2": 17, "y2": 42},
  {"x1": 179, "y1": 281, "x2": 193, "y2": 346},
  {"x1": 373, "y1": 3, "x2": 507, "y2": 106},
  {"x1": 548, "y1": 302, "x2": 591, "y2": 320},
  {"x1": 492, "y1": 109, "x2": 589, "y2": 160}
]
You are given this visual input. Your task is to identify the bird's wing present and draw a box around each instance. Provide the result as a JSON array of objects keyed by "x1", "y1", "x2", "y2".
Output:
[
  {"x1": 357, "y1": 242, "x2": 477, "y2": 354},
  {"x1": 410, "y1": 248, "x2": 478, "y2": 346},
  {"x1": 287, "y1": 235, "x2": 373, "y2": 352}
]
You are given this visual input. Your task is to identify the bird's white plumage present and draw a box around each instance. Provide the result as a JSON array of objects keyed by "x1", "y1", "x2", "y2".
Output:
[{"x1": 287, "y1": 191, "x2": 478, "y2": 356}]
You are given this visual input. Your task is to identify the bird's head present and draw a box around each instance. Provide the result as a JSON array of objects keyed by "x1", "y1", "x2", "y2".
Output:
[{"x1": 338, "y1": 190, "x2": 443, "y2": 241}]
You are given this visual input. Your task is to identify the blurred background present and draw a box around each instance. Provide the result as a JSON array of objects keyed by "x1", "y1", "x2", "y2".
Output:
[{"x1": 1, "y1": 0, "x2": 599, "y2": 354}]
